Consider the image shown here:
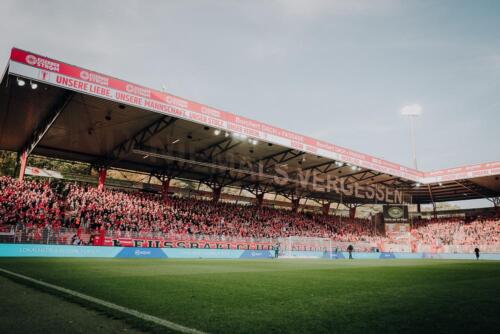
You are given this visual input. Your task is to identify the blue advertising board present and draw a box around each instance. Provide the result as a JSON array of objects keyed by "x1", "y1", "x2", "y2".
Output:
[{"x1": 1, "y1": 244, "x2": 499, "y2": 260}]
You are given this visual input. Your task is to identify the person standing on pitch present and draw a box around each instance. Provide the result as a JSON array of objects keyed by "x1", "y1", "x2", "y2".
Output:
[
  {"x1": 474, "y1": 247, "x2": 480, "y2": 260},
  {"x1": 347, "y1": 244, "x2": 354, "y2": 260},
  {"x1": 274, "y1": 241, "x2": 280, "y2": 259}
]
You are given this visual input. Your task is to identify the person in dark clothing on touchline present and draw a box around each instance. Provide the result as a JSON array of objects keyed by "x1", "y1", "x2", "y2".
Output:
[
  {"x1": 347, "y1": 244, "x2": 354, "y2": 259},
  {"x1": 474, "y1": 247, "x2": 480, "y2": 260}
]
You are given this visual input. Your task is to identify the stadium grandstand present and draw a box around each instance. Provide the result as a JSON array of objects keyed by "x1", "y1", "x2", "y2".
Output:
[
  {"x1": 0, "y1": 44, "x2": 500, "y2": 334},
  {"x1": 0, "y1": 47, "x2": 499, "y2": 256},
  {"x1": 3, "y1": 0, "x2": 500, "y2": 331}
]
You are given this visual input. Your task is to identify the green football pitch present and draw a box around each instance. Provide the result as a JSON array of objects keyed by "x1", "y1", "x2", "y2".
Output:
[{"x1": 0, "y1": 258, "x2": 499, "y2": 334}]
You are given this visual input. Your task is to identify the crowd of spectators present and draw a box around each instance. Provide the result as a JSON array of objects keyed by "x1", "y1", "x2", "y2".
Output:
[
  {"x1": 62, "y1": 179, "x2": 378, "y2": 242},
  {"x1": 0, "y1": 176, "x2": 377, "y2": 241},
  {"x1": 411, "y1": 218, "x2": 499, "y2": 246},
  {"x1": 1, "y1": 176, "x2": 499, "y2": 249},
  {"x1": 0, "y1": 176, "x2": 65, "y2": 230}
]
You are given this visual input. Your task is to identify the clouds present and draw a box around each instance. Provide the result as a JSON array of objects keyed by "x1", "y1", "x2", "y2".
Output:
[
  {"x1": 246, "y1": 42, "x2": 288, "y2": 62},
  {"x1": 273, "y1": 0, "x2": 401, "y2": 19}
]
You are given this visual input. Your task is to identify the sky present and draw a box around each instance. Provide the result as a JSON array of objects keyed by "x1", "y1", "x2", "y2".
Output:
[{"x1": 1, "y1": 0, "x2": 499, "y2": 207}]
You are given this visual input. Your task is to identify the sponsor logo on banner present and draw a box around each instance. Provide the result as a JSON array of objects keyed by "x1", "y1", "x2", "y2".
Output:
[
  {"x1": 163, "y1": 95, "x2": 188, "y2": 108},
  {"x1": 116, "y1": 247, "x2": 167, "y2": 258},
  {"x1": 134, "y1": 249, "x2": 151, "y2": 256},
  {"x1": 201, "y1": 106, "x2": 221, "y2": 118},
  {"x1": 126, "y1": 84, "x2": 151, "y2": 98},
  {"x1": 79, "y1": 70, "x2": 109, "y2": 86},
  {"x1": 239, "y1": 250, "x2": 273, "y2": 258},
  {"x1": 26, "y1": 54, "x2": 37, "y2": 65},
  {"x1": 379, "y1": 252, "x2": 396, "y2": 259},
  {"x1": 25, "y1": 54, "x2": 60, "y2": 72}
]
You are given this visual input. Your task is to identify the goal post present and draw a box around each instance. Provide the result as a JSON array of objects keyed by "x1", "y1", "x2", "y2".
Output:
[{"x1": 279, "y1": 236, "x2": 333, "y2": 258}]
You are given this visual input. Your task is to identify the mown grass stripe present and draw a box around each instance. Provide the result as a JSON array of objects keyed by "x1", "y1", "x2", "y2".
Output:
[{"x1": 0, "y1": 267, "x2": 207, "y2": 334}]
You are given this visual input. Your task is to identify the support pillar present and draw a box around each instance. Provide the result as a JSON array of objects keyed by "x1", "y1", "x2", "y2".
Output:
[
  {"x1": 322, "y1": 202, "x2": 330, "y2": 216},
  {"x1": 18, "y1": 151, "x2": 27, "y2": 182},
  {"x1": 349, "y1": 206, "x2": 357, "y2": 219},
  {"x1": 493, "y1": 198, "x2": 500, "y2": 218},
  {"x1": 256, "y1": 193, "x2": 265, "y2": 207},
  {"x1": 161, "y1": 178, "x2": 171, "y2": 202},
  {"x1": 291, "y1": 198, "x2": 300, "y2": 213},
  {"x1": 97, "y1": 167, "x2": 107, "y2": 191},
  {"x1": 212, "y1": 186, "x2": 222, "y2": 203}
]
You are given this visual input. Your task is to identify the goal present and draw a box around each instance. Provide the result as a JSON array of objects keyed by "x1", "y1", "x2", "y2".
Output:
[{"x1": 279, "y1": 236, "x2": 333, "y2": 259}]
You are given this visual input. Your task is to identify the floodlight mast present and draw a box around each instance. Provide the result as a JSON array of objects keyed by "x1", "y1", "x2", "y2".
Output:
[{"x1": 401, "y1": 105, "x2": 422, "y2": 170}]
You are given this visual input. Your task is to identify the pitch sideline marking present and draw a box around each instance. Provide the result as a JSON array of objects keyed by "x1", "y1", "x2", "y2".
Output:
[{"x1": 0, "y1": 267, "x2": 207, "y2": 334}]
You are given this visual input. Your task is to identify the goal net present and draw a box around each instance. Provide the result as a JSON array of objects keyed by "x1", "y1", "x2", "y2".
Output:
[{"x1": 279, "y1": 236, "x2": 333, "y2": 259}]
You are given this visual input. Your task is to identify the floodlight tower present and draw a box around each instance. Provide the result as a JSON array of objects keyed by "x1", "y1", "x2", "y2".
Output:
[{"x1": 401, "y1": 104, "x2": 422, "y2": 170}]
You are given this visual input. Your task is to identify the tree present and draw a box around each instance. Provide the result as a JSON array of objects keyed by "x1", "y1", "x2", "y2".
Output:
[{"x1": 0, "y1": 151, "x2": 17, "y2": 176}]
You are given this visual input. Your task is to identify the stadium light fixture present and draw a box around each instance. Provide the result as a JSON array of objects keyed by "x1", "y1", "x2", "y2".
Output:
[
  {"x1": 17, "y1": 78, "x2": 25, "y2": 86},
  {"x1": 438, "y1": 182, "x2": 443, "y2": 187},
  {"x1": 415, "y1": 182, "x2": 421, "y2": 188},
  {"x1": 224, "y1": 132, "x2": 230, "y2": 137},
  {"x1": 30, "y1": 81, "x2": 38, "y2": 90},
  {"x1": 142, "y1": 155, "x2": 149, "y2": 159},
  {"x1": 214, "y1": 129, "x2": 221, "y2": 136},
  {"x1": 401, "y1": 104, "x2": 422, "y2": 116},
  {"x1": 401, "y1": 104, "x2": 422, "y2": 170},
  {"x1": 172, "y1": 139, "x2": 180, "y2": 144},
  {"x1": 233, "y1": 133, "x2": 248, "y2": 140}
]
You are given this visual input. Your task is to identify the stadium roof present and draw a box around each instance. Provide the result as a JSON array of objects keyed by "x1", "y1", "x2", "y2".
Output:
[{"x1": 1, "y1": 47, "x2": 499, "y2": 205}]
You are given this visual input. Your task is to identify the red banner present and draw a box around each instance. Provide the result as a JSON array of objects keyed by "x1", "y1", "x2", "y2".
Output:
[{"x1": 104, "y1": 237, "x2": 274, "y2": 250}]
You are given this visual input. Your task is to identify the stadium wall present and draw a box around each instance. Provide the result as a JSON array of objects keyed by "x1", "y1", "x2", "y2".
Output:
[{"x1": 1, "y1": 244, "x2": 500, "y2": 260}]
